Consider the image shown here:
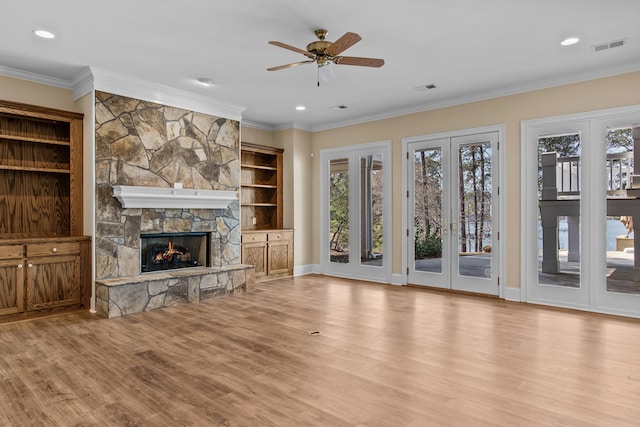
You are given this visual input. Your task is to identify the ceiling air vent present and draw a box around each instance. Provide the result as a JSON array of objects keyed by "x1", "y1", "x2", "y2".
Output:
[{"x1": 592, "y1": 39, "x2": 626, "y2": 52}]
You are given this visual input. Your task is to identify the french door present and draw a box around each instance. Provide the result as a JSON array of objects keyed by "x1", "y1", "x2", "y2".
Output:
[
  {"x1": 406, "y1": 130, "x2": 500, "y2": 295},
  {"x1": 320, "y1": 141, "x2": 392, "y2": 283},
  {"x1": 522, "y1": 106, "x2": 640, "y2": 318}
]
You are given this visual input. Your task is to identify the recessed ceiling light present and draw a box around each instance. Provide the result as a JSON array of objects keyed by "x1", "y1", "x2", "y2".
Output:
[
  {"x1": 561, "y1": 37, "x2": 580, "y2": 46},
  {"x1": 295, "y1": 105, "x2": 306, "y2": 111},
  {"x1": 33, "y1": 29, "x2": 55, "y2": 39},
  {"x1": 196, "y1": 78, "x2": 214, "y2": 87}
]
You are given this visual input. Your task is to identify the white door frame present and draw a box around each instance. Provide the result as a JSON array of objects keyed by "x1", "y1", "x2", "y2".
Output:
[
  {"x1": 319, "y1": 140, "x2": 392, "y2": 283},
  {"x1": 402, "y1": 125, "x2": 506, "y2": 298},
  {"x1": 521, "y1": 104, "x2": 640, "y2": 318}
]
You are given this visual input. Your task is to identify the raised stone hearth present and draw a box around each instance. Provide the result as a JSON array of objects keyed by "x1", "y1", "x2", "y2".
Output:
[{"x1": 95, "y1": 265, "x2": 255, "y2": 318}]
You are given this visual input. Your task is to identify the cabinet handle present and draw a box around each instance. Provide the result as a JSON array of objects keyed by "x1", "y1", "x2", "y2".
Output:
[
  {"x1": 52, "y1": 247, "x2": 58, "y2": 253},
  {"x1": 17, "y1": 263, "x2": 23, "y2": 269},
  {"x1": 28, "y1": 263, "x2": 33, "y2": 268}
]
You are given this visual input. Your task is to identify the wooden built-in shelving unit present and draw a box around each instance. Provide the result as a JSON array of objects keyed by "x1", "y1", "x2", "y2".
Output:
[
  {"x1": 240, "y1": 143, "x2": 283, "y2": 230},
  {"x1": 0, "y1": 100, "x2": 91, "y2": 322},
  {"x1": 240, "y1": 143, "x2": 293, "y2": 280}
]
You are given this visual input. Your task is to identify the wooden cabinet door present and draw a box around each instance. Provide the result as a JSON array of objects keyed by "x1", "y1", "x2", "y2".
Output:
[
  {"x1": 242, "y1": 242, "x2": 268, "y2": 278},
  {"x1": 267, "y1": 240, "x2": 292, "y2": 276},
  {"x1": 26, "y1": 255, "x2": 81, "y2": 311},
  {"x1": 0, "y1": 259, "x2": 25, "y2": 315}
]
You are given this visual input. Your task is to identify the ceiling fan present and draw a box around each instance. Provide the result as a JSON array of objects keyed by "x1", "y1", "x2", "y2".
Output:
[{"x1": 267, "y1": 29, "x2": 385, "y2": 77}]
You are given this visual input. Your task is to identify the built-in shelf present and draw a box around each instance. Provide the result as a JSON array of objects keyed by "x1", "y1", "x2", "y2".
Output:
[
  {"x1": 113, "y1": 185, "x2": 238, "y2": 209},
  {"x1": 240, "y1": 143, "x2": 283, "y2": 230},
  {"x1": 241, "y1": 163, "x2": 278, "y2": 171},
  {"x1": 0, "y1": 165, "x2": 70, "y2": 174},
  {"x1": 0, "y1": 133, "x2": 71, "y2": 146},
  {"x1": 241, "y1": 203, "x2": 278, "y2": 207},
  {"x1": 241, "y1": 183, "x2": 278, "y2": 189}
]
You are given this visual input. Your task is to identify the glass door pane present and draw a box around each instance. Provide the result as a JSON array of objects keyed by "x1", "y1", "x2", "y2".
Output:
[
  {"x1": 605, "y1": 127, "x2": 639, "y2": 295},
  {"x1": 329, "y1": 158, "x2": 350, "y2": 264},
  {"x1": 456, "y1": 142, "x2": 492, "y2": 279},
  {"x1": 413, "y1": 147, "x2": 444, "y2": 274},
  {"x1": 359, "y1": 154, "x2": 384, "y2": 267},
  {"x1": 537, "y1": 132, "x2": 581, "y2": 288}
]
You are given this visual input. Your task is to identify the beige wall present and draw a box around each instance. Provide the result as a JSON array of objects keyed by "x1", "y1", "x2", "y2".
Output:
[
  {"x1": 241, "y1": 125, "x2": 275, "y2": 148},
  {"x1": 288, "y1": 128, "x2": 313, "y2": 267},
  {"x1": 310, "y1": 71, "x2": 640, "y2": 287},
  {"x1": 0, "y1": 75, "x2": 78, "y2": 111}
]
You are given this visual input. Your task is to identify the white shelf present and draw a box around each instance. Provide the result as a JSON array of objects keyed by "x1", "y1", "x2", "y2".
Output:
[{"x1": 113, "y1": 185, "x2": 237, "y2": 209}]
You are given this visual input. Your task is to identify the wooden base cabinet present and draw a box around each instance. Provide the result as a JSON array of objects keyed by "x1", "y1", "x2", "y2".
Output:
[
  {"x1": 241, "y1": 230, "x2": 293, "y2": 280},
  {"x1": 0, "y1": 237, "x2": 90, "y2": 320},
  {"x1": 0, "y1": 246, "x2": 24, "y2": 316},
  {"x1": 26, "y1": 242, "x2": 82, "y2": 311}
]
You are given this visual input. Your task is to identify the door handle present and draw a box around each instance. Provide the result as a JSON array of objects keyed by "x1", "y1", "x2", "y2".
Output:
[
  {"x1": 442, "y1": 219, "x2": 448, "y2": 235},
  {"x1": 451, "y1": 220, "x2": 458, "y2": 233}
]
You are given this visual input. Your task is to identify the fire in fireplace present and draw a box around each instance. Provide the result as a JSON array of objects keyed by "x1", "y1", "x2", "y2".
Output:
[{"x1": 140, "y1": 232, "x2": 210, "y2": 273}]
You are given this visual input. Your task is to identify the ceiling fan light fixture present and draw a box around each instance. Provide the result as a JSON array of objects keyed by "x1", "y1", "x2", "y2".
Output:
[{"x1": 319, "y1": 63, "x2": 336, "y2": 82}]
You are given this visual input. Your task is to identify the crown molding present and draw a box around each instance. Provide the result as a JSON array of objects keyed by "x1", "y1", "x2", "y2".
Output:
[
  {"x1": 0, "y1": 65, "x2": 74, "y2": 90},
  {"x1": 71, "y1": 67, "x2": 94, "y2": 99},
  {"x1": 73, "y1": 67, "x2": 247, "y2": 121},
  {"x1": 309, "y1": 61, "x2": 640, "y2": 132},
  {"x1": 241, "y1": 119, "x2": 312, "y2": 133},
  {"x1": 240, "y1": 119, "x2": 274, "y2": 131}
]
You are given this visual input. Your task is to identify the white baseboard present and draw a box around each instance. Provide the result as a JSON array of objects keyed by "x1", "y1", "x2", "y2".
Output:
[
  {"x1": 293, "y1": 264, "x2": 319, "y2": 276},
  {"x1": 391, "y1": 274, "x2": 405, "y2": 286},
  {"x1": 504, "y1": 286, "x2": 522, "y2": 302}
]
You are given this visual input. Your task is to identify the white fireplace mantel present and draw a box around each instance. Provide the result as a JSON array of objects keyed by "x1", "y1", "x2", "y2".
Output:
[{"x1": 113, "y1": 185, "x2": 237, "y2": 209}]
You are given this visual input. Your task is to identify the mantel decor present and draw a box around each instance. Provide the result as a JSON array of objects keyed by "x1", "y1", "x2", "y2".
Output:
[{"x1": 113, "y1": 185, "x2": 237, "y2": 209}]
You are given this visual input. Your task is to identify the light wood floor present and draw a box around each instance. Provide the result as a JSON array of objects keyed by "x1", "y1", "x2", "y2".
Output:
[{"x1": 1, "y1": 275, "x2": 639, "y2": 426}]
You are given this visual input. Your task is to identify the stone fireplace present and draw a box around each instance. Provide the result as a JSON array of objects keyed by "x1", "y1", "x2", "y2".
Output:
[{"x1": 93, "y1": 91, "x2": 254, "y2": 318}]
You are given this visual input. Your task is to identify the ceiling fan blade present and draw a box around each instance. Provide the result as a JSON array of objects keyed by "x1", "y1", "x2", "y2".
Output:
[
  {"x1": 326, "y1": 32, "x2": 361, "y2": 56},
  {"x1": 334, "y1": 56, "x2": 385, "y2": 68},
  {"x1": 267, "y1": 60, "x2": 314, "y2": 71},
  {"x1": 268, "y1": 41, "x2": 314, "y2": 58}
]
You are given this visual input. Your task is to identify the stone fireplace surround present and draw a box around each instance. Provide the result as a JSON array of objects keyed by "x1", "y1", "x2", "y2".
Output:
[{"x1": 93, "y1": 91, "x2": 254, "y2": 318}]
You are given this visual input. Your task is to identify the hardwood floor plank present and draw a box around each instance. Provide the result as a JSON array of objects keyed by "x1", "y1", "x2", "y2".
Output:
[{"x1": 0, "y1": 274, "x2": 639, "y2": 426}]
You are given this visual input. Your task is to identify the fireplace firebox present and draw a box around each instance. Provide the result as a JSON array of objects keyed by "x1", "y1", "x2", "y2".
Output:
[{"x1": 140, "y1": 232, "x2": 210, "y2": 273}]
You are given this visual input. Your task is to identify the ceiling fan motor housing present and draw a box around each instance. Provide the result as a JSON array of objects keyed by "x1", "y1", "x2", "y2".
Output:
[{"x1": 306, "y1": 40, "x2": 332, "y2": 55}]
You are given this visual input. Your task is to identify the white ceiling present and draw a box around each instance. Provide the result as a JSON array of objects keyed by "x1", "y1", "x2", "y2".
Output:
[{"x1": 1, "y1": 0, "x2": 640, "y2": 131}]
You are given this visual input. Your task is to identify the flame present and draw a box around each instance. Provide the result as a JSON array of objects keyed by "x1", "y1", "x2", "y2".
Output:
[{"x1": 154, "y1": 241, "x2": 184, "y2": 262}]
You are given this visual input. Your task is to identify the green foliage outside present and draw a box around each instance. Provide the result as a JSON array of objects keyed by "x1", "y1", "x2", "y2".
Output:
[{"x1": 414, "y1": 219, "x2": 442, "y2": 258}]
